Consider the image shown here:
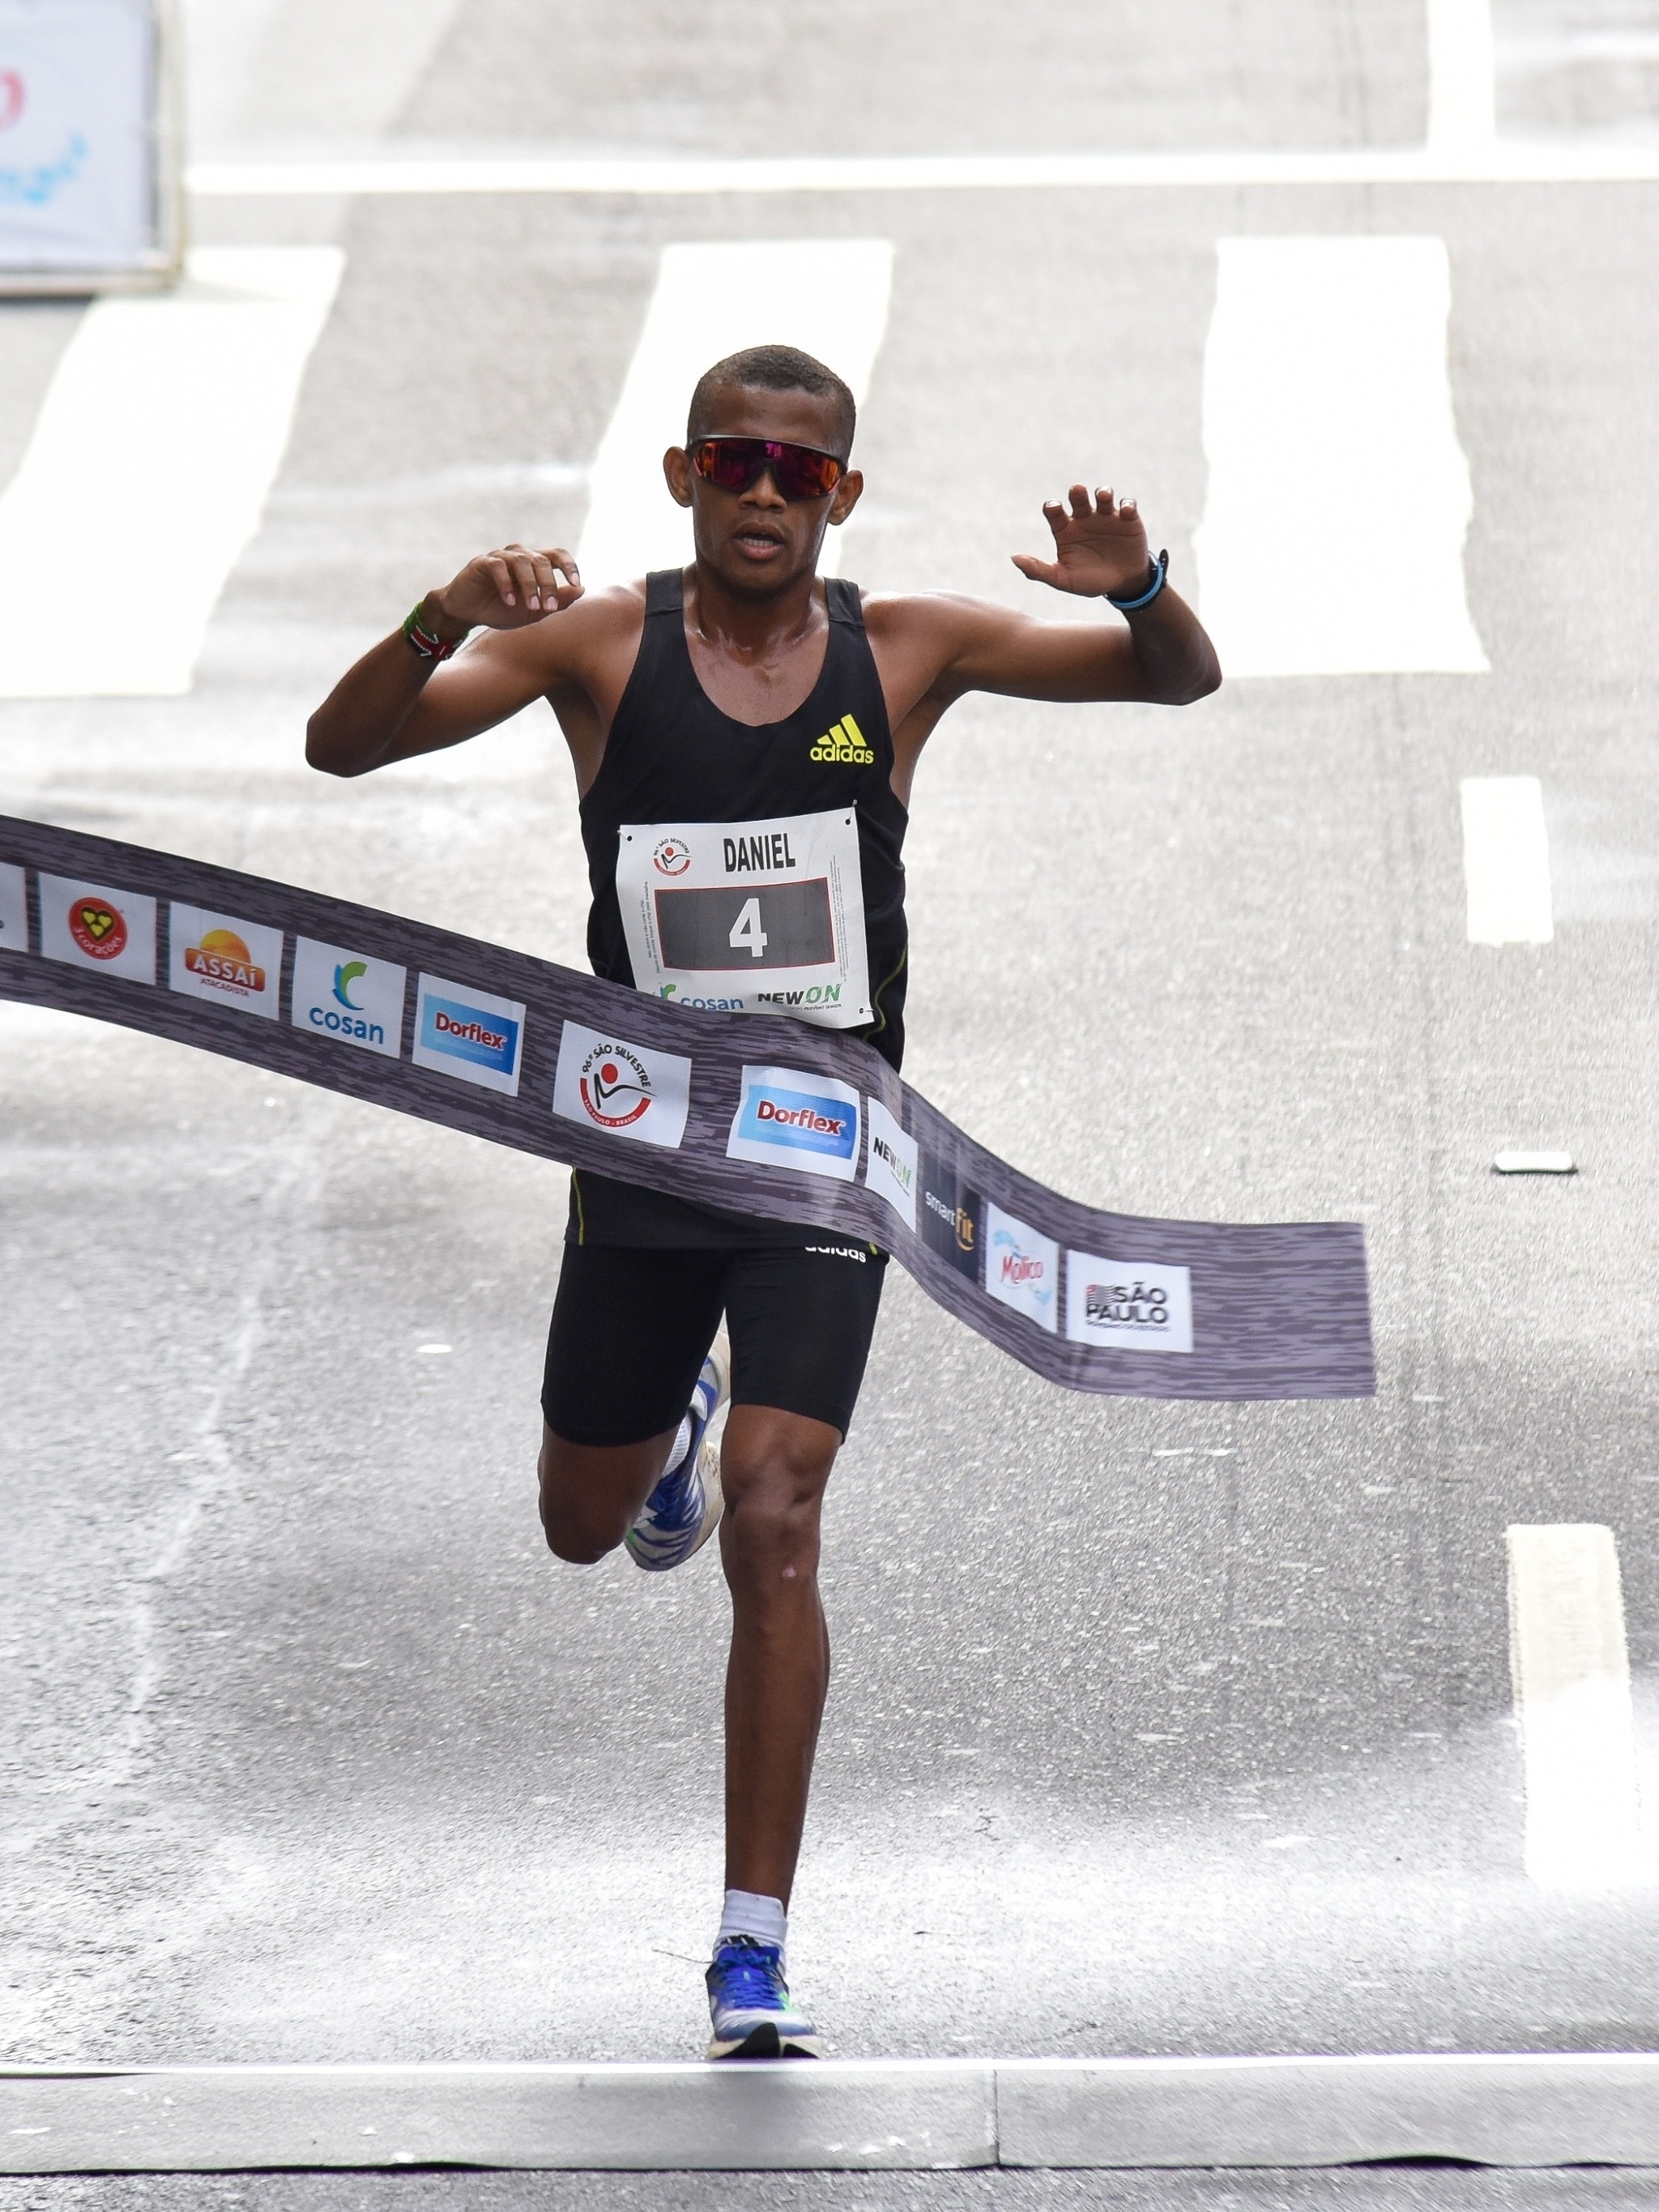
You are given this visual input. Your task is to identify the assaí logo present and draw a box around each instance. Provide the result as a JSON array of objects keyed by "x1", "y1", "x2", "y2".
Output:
[
  {"x1": 412, "y1": 973, "x2": 527, "y2": 1097},
  {"x1": 983, "y1": 1202, "x2": 1060, "y2": 1333},
  {"x1": 169, "y1": 903, "x2": 284, "y2": 1018},
  {"x1": 727, "y1": 1065, "x2": 861, "y2": 1182},
  {"x1": 290, "y1": 937, "x2": 406, "y2": 1059},
  {"x1": 184, "y1": 929, "x2": 266, "y2": 996},
  {"x1": 552, "y1": 1021, "x2": 693, "y2": 1150}
]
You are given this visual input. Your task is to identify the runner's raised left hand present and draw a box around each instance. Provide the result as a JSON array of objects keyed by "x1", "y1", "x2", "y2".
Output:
[{"x1": 1011, "y1": 485, "x2": 1151, "y2": 599}]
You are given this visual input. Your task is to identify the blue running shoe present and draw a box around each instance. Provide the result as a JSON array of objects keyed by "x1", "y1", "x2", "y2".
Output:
[
  {"x1": 625, "y1": 1329, "x2": 729, "y2": 1572},
  {"x1": 706, "y1": 1937, "x2": 821, "y2": 2060}
]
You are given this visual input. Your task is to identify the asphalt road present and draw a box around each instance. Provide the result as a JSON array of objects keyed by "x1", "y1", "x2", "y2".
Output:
[{"x1": 5, "y1": 0, "x2": 1659, "y2": 2205}]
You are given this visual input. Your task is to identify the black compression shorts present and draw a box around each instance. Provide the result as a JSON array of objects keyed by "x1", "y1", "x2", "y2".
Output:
[{"x1": 541, "y1": 1239, "x2": 889, "y2": 1447}]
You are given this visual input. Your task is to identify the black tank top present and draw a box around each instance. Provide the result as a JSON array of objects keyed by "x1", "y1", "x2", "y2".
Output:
[{"x1": 570, "y1": 567, "x2": 910, "y2": 1248}]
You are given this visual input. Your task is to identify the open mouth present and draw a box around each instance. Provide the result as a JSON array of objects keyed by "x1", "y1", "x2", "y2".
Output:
[{"x1": 732, "y1": 527, "x2": 787, "y2": 559}]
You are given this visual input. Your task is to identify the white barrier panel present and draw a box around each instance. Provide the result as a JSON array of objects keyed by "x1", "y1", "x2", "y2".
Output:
[{"x1": 0, "y1": 0, "x2": 178, "y2": 288}]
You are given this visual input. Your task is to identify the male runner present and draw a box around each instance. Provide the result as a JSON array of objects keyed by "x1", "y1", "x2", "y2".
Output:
[{"x1": 306, "y1": 343, "x2": 1219, "y2": 2059}]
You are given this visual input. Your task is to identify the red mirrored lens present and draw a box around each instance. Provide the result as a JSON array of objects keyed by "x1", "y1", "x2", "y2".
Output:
[{"x1": 691, "y1": 438, "x2": 843, "y2": 500}]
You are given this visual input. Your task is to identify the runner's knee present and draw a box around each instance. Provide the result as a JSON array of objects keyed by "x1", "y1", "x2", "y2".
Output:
[{"x1": 536, "y1": 1430, "x2": 632, "y2": 1565}]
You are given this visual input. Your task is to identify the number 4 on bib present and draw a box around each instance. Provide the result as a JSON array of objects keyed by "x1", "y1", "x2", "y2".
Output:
[{"x1": 728, "y1": 898, "x2": 769, "y2": 959}]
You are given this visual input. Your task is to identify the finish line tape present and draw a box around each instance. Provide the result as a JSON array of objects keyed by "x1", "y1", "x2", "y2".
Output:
[{"x1": 0, "y1": 814, "x2": 1374, "y2": 1401}]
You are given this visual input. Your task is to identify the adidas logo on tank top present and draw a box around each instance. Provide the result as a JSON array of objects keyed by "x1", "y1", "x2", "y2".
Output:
[{"x1": 808, "y1": 713, "x2": 875, "y2": 767}]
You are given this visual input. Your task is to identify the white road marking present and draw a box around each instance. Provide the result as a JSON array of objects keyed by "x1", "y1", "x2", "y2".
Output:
[
  {"x1": 1193, "y1": 238, "x2": 1487, "y2": 677},
  {"x1": 576, "y1": 239, "x2": 893, "y2": 588},
  {"x1": 1427, "y1": 0, "x2": 1497, "y2": 151},
  {"x1": 186, "y1": 144, "x2": 1659, "y2": 196},
  {"x1": 0, "y1": 247, "x2": 343, "y2": 698},
  {"x1": 1492, "y1": 1151, "x2": 1575, "y2": 1174},
  {"x1": 1461, "y1": 776, "x2": 1554, "y2": 943},
  {"x1": 1506, "y1": 1525, "x2": 1646, "y2": 1889}
]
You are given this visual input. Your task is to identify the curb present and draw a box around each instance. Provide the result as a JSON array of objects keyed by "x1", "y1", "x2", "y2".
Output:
[{"x1": 6, "y1": 2054, "x2": 1659, "y2": 2173}]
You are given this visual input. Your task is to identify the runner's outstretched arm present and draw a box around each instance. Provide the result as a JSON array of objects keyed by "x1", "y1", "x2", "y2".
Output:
[{"x1": 305, "y1": 542, "x2": 586, "y2": 778}]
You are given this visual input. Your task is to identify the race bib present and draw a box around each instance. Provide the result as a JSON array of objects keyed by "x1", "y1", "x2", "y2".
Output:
[{"x1": 615, "y1": 809, "x2": 872, "y2": 1029}]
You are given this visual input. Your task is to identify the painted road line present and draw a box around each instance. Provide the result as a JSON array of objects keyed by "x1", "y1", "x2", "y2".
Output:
[
  {"x1": 1193, "y1": 238, "x2": 1486, "y2": 677},
  {"x1": 1507, "y1": 1525, "x2": 1644, "y2": 1890},
  {"x1": 186, "y1": 144, "x2": 1659, "y2": 196},
  {"x1": 1461, "y1": 776, "x2": 1554, "y2": 943},
  {"x1": 11, "y1": 2056, "x2": 1659, "y2": 2171},
  {"x1": 1493, "y1": 1150, "x2": 1575, "y2": 1174},
  {"x1": 1427, "y1": 0, "x2": 1497, "y2": 151},
  {"x1": 0, "y1": 248, "x2": 343, "y2": 698},
  {"x1": 577, "y1": 239, "x2": 893, "y2": 587}
]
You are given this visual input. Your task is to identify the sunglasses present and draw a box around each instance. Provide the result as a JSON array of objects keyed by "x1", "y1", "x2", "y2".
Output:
[{"x1": 689, "y1": 437, "x2": 846, "y2": 502}]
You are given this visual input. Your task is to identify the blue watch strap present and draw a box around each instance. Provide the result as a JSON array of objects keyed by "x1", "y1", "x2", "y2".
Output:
[{"x1": 1107, "y1": 547, "x2": 1169, "y2": 612}]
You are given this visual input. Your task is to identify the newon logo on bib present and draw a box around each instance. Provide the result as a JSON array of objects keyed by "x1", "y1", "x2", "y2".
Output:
[
  {"x1": 412, "y1": 975, "x2": 526, "y2": 1096},
  {"x1": 983, "y1": 1202, "x2": 1059, "y2": 1333},
  {"x1": 291, "y1": 938, "x2": 405, "y2": 1058},
  {"x1": 1065, "y1": 1254, "x2": 1194, "y2": 1354},
  {"x1": 39, "y1": 874, "x2": 156, "y2": 984},
  {"x1": 552, "y1": 1021, "x2": 692, "y2": 1150},
  {"x1": 615, "y1": 809, "x2": 872, "y2": 1029},
  {"x1": 727, "y1": 1065, "x2": 862, "y2": 1182},
  {"x1": 169, "y1": 905, "x2": 284, "y2": 1019}
]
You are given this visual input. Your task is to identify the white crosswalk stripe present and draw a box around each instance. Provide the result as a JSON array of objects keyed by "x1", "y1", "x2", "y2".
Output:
[{"x1": 1461, "y1": 775, "x2": 1555, "y2": 944}]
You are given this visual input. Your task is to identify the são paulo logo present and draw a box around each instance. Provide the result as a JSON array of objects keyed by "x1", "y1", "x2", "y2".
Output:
[
  {"x1": 69, "y1": 898, "x2": 127, "y2": 962},
  {"x1": 652, "y1": 837, "x2": 691, "y2": 875},
  {"x1": 578, "y1": 1042, "x2": 655, "y2": 1129},
  {"x1": 183, "y1": 927, "x2": 266, "y2": 996}
]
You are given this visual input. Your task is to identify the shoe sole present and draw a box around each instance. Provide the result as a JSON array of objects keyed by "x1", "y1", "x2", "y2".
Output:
[
  {"x1": 707, "y1": 2021, "x2": 821, "y2": 2060},
  {"x1": 624, "y1": 1328, "x2": 731, "y2": 1572}
]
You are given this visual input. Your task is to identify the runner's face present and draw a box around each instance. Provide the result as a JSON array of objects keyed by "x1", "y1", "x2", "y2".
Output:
[{"x1": 666, "y1": 385, "x2": 864, "y2": 597}]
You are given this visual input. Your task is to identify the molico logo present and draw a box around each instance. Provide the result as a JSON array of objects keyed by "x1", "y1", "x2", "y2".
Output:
[
  {"x1": 727, "y1": 1065, "x2": 861, "y2": 1183},
  {"x1": 809, "y1": 712, "x2": 875, "y2": 766},
  {"x1": 552, "y1": 1022, "x2": 691, "y2": 1151},
  {"x1": 919, "y1": 1149, "x2": 981, "y2": 1280},
  {"x1": 1065, "y1": 1253, "x2": 1194, "y2": 1355},
  {"x1": 40, "y1": 874, "x2": 156, "y2": 984},
  {"x1": 983, "y1": 1202, "x2": 1059, "y2": 1333},
  {"x1": 864, "y1": 1098, "x2": 917, "y2": 1231},
  {"x1": 412, "y1": 974, "x2": 527, "y2": 1097},
  {"x1": 291, "y1": 937, "x2": 405, "y2": 1059},
  {"x1": 169, "y1": 905, "x2": 284, "y2": 1018}
]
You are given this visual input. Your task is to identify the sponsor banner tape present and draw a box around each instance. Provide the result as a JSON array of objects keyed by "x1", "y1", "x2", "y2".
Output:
[{"x1": 0, "y1": 815, "x2": 1374, "y2": 1400}]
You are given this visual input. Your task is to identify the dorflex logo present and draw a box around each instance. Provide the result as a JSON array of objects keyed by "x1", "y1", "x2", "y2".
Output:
[
  {"x1": 0, "y1": 863, "x2": 27, "y2": 954},
  {"x1": 983, "y1": 1202, "x2": 1059, "y2": 1334},
  {"x1": 552, "y1": 1021, "x2": 692, "y2": 1151},
  {"x1": 39, "y1": 874, "x2": 157, "y2": 984},
  {"x1": 727, "y1": 1065, "x2": 861, "y2": 1183},
  {"x1": 1065, "y1": 1253, "x2": 1194, "y2": 1355},
  {"x1": 169, "y1": 904, "x2": 284, "y2": 1018},
  {"x1": 919, "y1": 1150, "x2": 982, "y2": 1281},
  {"x1": 291, "y1": 937, "x2": 405, "y2": 1059},
  {"x1": 809, "y1": 711, "x2": 875, "y2": 767},
  {"x1": 412, "y1": 974, "x2": 527, "y2": 1096},
  {"x1": 864, "y1": 1098, "x2": 917, "y2": 1231}
]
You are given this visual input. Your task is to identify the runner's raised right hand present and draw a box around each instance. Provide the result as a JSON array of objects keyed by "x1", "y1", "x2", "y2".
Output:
[{"x1": 424, "y1": 543, "x2": 583, "y2": 638}]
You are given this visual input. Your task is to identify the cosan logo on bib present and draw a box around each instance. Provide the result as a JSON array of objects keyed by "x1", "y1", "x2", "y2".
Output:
[
  {"x1": 1066, "y1": 1253, "x2": 1194, "y2": 1354},
  {"x1": 983, "y1": 1202, "x2": 1059, "y2": 1333},
  {"x1": 412, "y1": 973, "x2": 526, "y2": 1096},
  {"x1": 552, "y1": 1021, "x2": 691, "y2": 1151},
  {"x1": 615, "y1": 809, "x2": 872, "y2": 1031},
  {"x1": 727, "y1": 1065, "x2": 861, "y2": 1182}
]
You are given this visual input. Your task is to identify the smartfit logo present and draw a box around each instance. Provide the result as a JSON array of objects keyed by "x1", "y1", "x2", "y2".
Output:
[
  {"x1": 919, "y1": 1150, "x2": 980, "y2": 1279},
  {"x1": 727, "y1": 1065, "x2": 862, "y2": 1183},
  {"x1": 412, "y1": 974, "x2": 527, "y2": 1096}
]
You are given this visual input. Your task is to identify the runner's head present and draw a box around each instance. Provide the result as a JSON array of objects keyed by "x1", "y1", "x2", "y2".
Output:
[{"x1": 665, "y1": 344, "x2": 864, "y2": 599}]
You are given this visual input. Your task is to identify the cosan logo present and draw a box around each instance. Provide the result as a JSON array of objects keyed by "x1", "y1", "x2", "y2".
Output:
[
  {"x1": 183, "y1": 928, "x2": 266, "y2": 996},
  {"x1": 724, "y1": 831, "x2": 796, "y2": 873},
  {"x1": 291, "y1": 939, "x2": 405, "y2": 1059},
  {"x1": 660, "y1": 983, "x2": 747, "y2": 1010}
]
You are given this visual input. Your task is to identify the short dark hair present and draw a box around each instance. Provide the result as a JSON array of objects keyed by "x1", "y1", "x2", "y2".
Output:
[{"x1": 686, "y1": 344, "x2": 856, "y2": 457}]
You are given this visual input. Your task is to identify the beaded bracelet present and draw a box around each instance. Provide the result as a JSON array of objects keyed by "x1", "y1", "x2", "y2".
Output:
[{"x1": 403, "y1": 604, "x2": 467, "y2": 661}]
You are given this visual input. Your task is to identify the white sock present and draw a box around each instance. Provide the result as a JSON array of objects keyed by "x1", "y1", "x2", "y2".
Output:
[{"x1": 717, "y1": 1888, "x2": 787, "y2": 1962}]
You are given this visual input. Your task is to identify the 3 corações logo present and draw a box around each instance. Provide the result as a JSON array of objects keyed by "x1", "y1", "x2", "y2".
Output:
[{"x1": 68, "y1": 899, "x2": 127, "y2": 963}]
